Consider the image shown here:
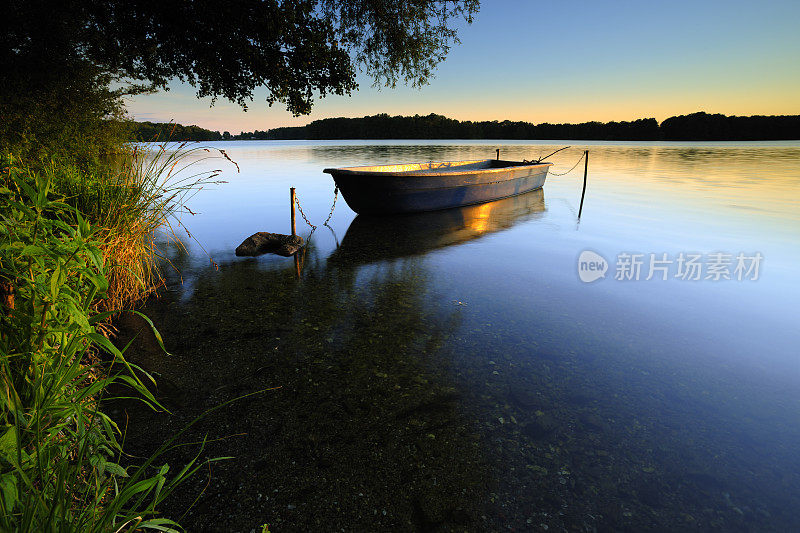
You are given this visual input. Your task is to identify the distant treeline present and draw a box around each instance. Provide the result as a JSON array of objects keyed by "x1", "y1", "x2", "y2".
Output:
[
  {"x1": 130, "y1": 121, "x2": 225, "y2": 141},
  {"x1": 130, "y1": 112, "x2": 800, "y2": 142}
]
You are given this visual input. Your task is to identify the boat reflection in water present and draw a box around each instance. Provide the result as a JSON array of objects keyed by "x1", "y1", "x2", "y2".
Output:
[{"x1": 330, "y1": 188, "x2": 545, "y2": 264}]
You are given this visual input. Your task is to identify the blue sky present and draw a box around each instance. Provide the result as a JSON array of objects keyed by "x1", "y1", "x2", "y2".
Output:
[{"x1": 125, "y1": 0, "x2": 800, "y2": 132}]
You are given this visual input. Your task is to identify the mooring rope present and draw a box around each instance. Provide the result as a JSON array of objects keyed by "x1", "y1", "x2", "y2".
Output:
[
  {"x1": 548, "y1": 151, "x2": 586, "y2": 176},
  {"x1": 522, "y1": 146, "x2": 571, "y2": 164}
]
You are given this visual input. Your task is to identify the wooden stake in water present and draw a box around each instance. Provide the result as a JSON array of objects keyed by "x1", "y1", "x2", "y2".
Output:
[
  {"x1": 578, "y1": 150, "x2": 589, "y2": 219},
  {"x1": 290, "y1": 187, "x2": 297, "y2": 236}
]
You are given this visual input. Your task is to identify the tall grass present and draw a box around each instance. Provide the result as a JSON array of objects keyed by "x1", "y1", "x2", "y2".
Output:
[
  {"x1": 0, "y1": 166, "x2": 212, "y2": 531},
  {"x1": 43, "y1": 142, "x2": 230, "y2": 312},
  {"x1": 0, "y1": 145, "x2": 235, "y2": 531}
]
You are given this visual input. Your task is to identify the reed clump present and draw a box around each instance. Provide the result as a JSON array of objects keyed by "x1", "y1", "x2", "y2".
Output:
[{"x1": 43, "y1": 142, "x2": 228, "y2": 313}]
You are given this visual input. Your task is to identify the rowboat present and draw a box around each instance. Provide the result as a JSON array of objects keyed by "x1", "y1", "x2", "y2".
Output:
[
  {"x1": 329, "y1": 188, "x2": 546, "y2": 265},
  {"x1": 323, "y1": 159, "x2": 552, "y2": 215}
]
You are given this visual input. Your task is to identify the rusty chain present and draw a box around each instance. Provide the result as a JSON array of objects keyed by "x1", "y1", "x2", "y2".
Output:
[
  {"x1": 322, "y1": 186, "x2": 339, "y2": 228},
  {"x1": 293, "y1": 186, "x2": 339, "y2": 240},
  {"x1": 294, "y1": 191, "x2": 317, "y2": 232}
]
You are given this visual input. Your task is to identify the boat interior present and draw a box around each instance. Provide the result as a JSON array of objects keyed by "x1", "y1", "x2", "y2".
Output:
[{"x1": 328, "y1": 159, "x2": 547, "y2": 174}]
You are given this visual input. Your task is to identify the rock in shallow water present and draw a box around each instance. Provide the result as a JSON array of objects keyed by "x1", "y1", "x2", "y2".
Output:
[{"x1": 235, "y1": 232, "x2": 304, "y2": 257}]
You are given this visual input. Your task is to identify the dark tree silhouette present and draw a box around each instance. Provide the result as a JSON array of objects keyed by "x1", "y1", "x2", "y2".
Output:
[
  {"x1": 129, "y1": 112, "x2": 799, "y2": 142},
  {"x1": 660, "y1": 112, "x2": 800, "y2": 141},
  {"x1": 1, "y1": 1, "x2": 479, "y2": 157},
  {"x1": 233, "y1": 113, "x2": 795, "y2": 141},
  {"x1": 2, "y1": 0, "x2": 479, "y2": 116},
  {"x1": 131, "y1": 122, "x2": 223, "y2": 142}
]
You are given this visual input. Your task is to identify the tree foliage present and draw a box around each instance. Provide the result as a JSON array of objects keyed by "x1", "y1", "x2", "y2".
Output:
[
  {"x1": 130, "y1": 122, "x2": 223, "y2": 142},
  {"x1": 2, "y1": 0, "x2": 479, "y2": 119},
  {"x1": 659, "y1": 112, "x2": 800, "y2": 141},
  {"x1": 232, "y1": 113, "x2": 664, "y2": 141},
  {"x1": 0, "y1": 4, "x2": 132, "y2": 162},
  {"x1": 125, "y1": 112, "x2": 800, "y2": 142},
  {"x1": 1, "y1": 0, "x2": 478, "y2": 160}
]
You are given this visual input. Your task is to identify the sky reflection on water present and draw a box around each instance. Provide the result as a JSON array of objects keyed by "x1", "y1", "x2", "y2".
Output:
[{"x1": 174, "y1": 140, "x2": 800, "y2": 374}]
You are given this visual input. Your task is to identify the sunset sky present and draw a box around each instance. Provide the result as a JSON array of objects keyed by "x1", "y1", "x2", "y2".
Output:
[{"x1": 125, "y1": 0, "x2": 800, "y2": 133}]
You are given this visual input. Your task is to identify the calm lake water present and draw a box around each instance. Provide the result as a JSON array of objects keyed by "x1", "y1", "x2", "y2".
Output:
[{"x1": 118, "y1": 140, "x2": 800, "y2": 532}]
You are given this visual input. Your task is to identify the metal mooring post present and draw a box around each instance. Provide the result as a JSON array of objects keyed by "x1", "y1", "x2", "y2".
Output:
[
  {"x1": 290, "y1": 187, "x2": 297, "y2": 236},
  {"x1": 578, "y1": 150, "x2": 589, "y2": 219}
]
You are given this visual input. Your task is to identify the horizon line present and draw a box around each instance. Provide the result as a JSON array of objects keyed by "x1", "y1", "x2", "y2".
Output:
[{"x1": 129, "y1": 110, "x2": 800, "y2": 132}]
